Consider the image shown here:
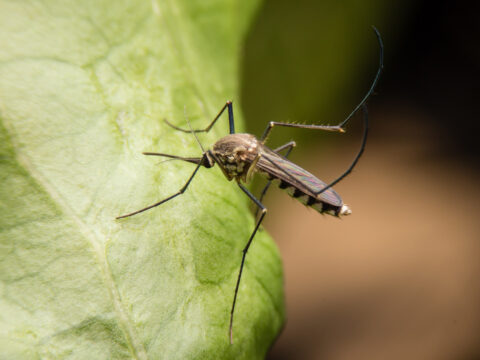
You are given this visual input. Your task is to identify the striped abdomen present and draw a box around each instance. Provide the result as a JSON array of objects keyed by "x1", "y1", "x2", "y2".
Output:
[
  {"x1": 265, "y1": 174, "x2": 351, "y2": 216},
  {"x1": 254, "y1": 144, "x2": 351, "y2": 217}
]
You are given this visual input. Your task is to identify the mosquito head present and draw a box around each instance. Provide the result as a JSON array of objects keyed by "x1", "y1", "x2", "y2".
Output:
[{"x1": 202, "y1": 151, "x2": 215, "y2": 168}]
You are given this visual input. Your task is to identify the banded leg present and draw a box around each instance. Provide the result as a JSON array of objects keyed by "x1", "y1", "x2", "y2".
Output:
[
  {"x1": 116, "y1": 162, "x2": 203, "y2": 219},
  {"x1": 254, "y1": 141, "x2": 296, "y2": 220},
  {"x1": 164, "y1": 101, "x2": 236, "y2": 134},
  {"x1": 230, "y1": 183, "x2": 267, "y2": 344},
  {"x1": 260, "y1": 26, "x2": 383, "y2": 143}
]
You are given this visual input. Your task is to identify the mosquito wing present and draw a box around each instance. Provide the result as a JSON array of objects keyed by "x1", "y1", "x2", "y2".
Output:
[{"x1": 257, "y1": 146, "x2": 343, "y2": 207}]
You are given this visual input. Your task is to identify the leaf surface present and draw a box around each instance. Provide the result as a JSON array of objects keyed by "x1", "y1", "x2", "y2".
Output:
[{"x1": 0, "y1": 1, "x2": 284, "y2": 358}]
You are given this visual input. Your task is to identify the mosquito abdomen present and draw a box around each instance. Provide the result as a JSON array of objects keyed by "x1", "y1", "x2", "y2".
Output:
[{"x1": 266, "y1": 176, "x2": 350, "y2": 216}]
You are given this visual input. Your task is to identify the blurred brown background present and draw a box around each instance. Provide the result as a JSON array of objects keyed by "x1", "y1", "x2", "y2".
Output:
[{"x1": 239, "y1": 1, "x2": 480, "y2": 359}]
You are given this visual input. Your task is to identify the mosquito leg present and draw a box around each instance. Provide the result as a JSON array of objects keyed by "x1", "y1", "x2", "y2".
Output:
[
  {"x1": 254, "y1": 141, "x2": 296, "y2": 220},
  {"x1": 260, "y1": 105, "x2": 369, "y2": 201},
  {"x1": 164, "y1": 101, "x2": 236, "y2": 134},
  {"x1": 260, "y1": 27, "x2": 383, "y2": 143},
  {"x1": 316, "y1": 104, "x2": 369, "y2": 197},
  {"x1": 230, "y1": 183, "x2": 267, "y2": 344},
  {"x1": 116, "y1": 162, "x2": 203, "y2": 219},
  {"x1": 337, "y1": 26, "x2": 383, "y2": 129},
  {"x1": 272, "y1": 140, "x2": 297, "y2": 154},
  {"x1": 260, "y1": 122, "x2": 344, "y2": 143}
]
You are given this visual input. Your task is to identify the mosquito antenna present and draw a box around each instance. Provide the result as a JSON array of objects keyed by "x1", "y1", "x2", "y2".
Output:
[
  {"x1": 184, "y1": 106, "x2": 206, "y2": 153},
  {"x1": 338, "y1": 26, "x2": 384, "y2": 128}
]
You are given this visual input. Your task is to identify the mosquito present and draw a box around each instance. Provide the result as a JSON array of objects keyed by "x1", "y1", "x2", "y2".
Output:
[{"x1": 117, "y1": 27, "x2": 383, "y2": 344}]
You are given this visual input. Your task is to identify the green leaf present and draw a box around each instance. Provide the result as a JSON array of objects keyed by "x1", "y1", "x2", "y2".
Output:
[{"x1": 0, "y1": 0, "x2": 284, "y2": 358}]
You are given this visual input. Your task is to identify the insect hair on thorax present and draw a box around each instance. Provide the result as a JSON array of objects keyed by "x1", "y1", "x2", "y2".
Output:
[{"x1": 211, "y1": 134, "x2": 260, "y2": 181}]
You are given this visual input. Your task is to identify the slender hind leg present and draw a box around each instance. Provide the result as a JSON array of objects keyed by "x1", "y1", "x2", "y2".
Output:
[
  {"x1": 230, "y1": 183, "x2": 267, "y2": 344},
  {"x1": 260, "y1": 27, "x2": 383, "y2": 143},
  {"x1": 315, "y1": 104, "x2": 369, "y2": 197}
]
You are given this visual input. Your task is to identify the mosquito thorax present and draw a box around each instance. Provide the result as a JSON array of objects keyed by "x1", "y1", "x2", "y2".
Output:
[{"x1": 212, "y1": 133, "x2": 260, "y2": 181}]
